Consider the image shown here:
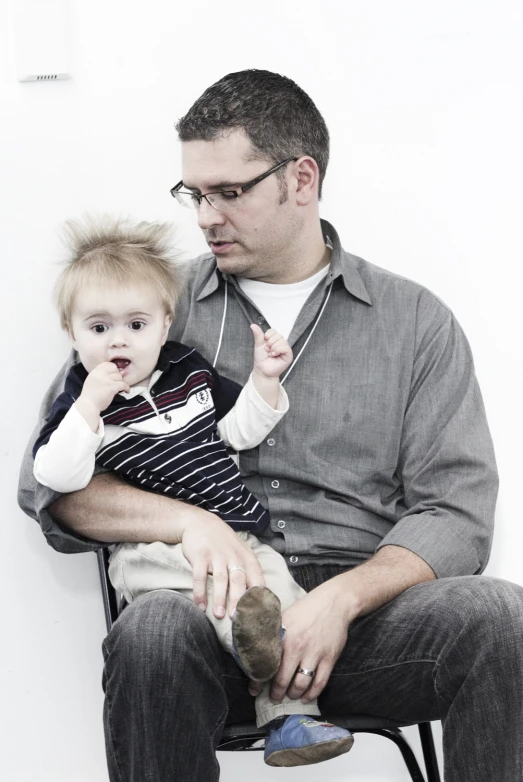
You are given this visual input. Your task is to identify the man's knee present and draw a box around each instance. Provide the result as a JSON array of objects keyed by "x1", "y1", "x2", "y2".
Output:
[
  {"x1": 443, "y1": 576, "x2": 523, "y2": 630},
  {"x1": 436, "y1": 576, "x2": 523, "y2": 667},
  {"x1": 102, "y1": 590, "x2": 219, "y2": 677}
]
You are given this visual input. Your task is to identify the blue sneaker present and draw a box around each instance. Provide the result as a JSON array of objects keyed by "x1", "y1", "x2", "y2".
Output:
[
  {"x1": 231, "y1": 586, "x2": 283, "y2": 681},
  {"x1": 264, "y1": 714, "x2": 354, "y2": 767}
]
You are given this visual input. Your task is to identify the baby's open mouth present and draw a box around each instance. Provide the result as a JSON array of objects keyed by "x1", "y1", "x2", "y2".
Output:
[{"x1": 111, "y1": 359, "x2": 130, "y2": 371}]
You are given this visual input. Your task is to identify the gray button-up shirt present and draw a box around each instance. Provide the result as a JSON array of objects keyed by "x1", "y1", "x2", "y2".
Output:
[{"x1": 18, "y1": 220, "x2": 498, "y2": 578}]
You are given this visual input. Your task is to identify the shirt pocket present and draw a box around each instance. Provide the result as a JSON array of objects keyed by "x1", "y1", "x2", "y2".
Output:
[{"x1": 306, "y1": 381, "x2": 401, "y2": 477}]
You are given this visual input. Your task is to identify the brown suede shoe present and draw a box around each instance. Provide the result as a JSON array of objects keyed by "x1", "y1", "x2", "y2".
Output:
[{"x1": 231, "y1": 586, "x2": 283, "y2": 681}]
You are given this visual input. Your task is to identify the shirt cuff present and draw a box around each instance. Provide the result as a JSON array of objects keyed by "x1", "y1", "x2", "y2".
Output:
[{"x1": 376, "y1": 512, "x2": 482, "y2": 579}]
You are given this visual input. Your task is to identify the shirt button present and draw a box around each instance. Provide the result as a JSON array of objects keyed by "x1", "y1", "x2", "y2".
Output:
[
  {"x1": 277, "y1": 520, "x2": 286, "y2": 529},
  {"x1": 271, "y1": 479, "x2": 280, "y2": 489},
  {"x1": 257, "y1": 316, "x2": 265, "y2": 325},
  {"x1": 289, "y1": 556, "x2": 299, "y2": 564},
  {"x1": 267, "y1": 438, "x2": 275, "y2": 446}
]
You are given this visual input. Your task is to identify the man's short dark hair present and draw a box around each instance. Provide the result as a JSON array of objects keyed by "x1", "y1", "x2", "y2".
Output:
[{"x1": 176, "y1": 69, "x2": 330, "y2": 198}]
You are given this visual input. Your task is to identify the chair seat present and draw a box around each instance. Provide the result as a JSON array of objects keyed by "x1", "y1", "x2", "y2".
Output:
[{"x1": 221, "y1": 714, "x2": 420, "y2": 742}]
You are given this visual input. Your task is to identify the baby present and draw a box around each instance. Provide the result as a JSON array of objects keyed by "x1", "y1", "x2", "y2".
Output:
[{"x1": 33, "y1": 216, "x2": 353, "y2": 767}]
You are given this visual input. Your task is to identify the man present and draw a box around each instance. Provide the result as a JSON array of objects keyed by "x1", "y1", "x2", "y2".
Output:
[{"x1": 19, "y1": 70, "x2": 523, "y2": 781}]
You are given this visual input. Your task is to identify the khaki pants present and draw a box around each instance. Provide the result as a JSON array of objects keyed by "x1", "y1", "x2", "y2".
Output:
[{"x1": 109, "y1": 532, "x2": 321, "y2": 726}]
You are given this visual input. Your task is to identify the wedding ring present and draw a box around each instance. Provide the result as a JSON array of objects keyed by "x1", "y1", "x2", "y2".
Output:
[
  {"x1": 227, "y1": 565, "x2": 246, "y2": 574},
  {"x1": 296, "y1": 667, "x2": 316, "y2": 678}
]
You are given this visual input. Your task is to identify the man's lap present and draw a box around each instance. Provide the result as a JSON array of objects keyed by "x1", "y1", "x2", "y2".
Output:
[
  {"x1": 226, "y1": 572, "x2": 523, "y2": 725},
  {"x1": 105, "y1": 570, "x2": 523, "y2": 728}
]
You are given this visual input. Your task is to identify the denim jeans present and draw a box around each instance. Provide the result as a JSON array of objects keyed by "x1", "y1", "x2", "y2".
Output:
[{"x1": 102, "y1": 566, "x2": 523, "y2": 781}]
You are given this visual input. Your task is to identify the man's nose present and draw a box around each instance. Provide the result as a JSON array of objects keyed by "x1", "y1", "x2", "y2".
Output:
[{"x1": 197, "y1": 199, "x2": 226, "y2": 231}]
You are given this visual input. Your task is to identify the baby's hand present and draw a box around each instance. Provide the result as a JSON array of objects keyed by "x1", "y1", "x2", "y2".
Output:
[
  {"x1": 78, "y1": 362, "x2": 131, "y2": 416},
  {"x1": 250, "y1": 324, "x2": 293, "y2": 379}
]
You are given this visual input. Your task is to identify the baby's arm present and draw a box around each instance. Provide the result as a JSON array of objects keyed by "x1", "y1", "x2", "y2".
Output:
[
  {"x1": 34, "y1": 362, "x2": 130, "y2": 493},
  {"x1": 250, "y1": 324, "x2": 293, "y2": 408},
  {"x1": 217, "y1": 325, "x2": 292, "y2": 451},
  {"x1": 34, "y1": 405, "x2": 104, "y2": 492}
]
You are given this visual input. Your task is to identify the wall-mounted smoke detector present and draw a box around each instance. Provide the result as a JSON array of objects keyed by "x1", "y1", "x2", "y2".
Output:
[{"x1": 15, "y1": 0, "x2": 70, "y2": 83}]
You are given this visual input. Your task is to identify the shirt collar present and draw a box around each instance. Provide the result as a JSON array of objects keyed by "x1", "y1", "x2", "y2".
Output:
[
  {"x1": 322, "y1": 220, "x2": 372, "y2": 305},
  {"x1": 117, "y1": 342, "x2": 195, "y2": 400},
  {"x1": 194, "y1": 219, "x2": 372, "y2": 306}
]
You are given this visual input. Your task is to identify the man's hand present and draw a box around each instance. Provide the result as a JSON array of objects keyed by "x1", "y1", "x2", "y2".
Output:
[
  {"x1": 266, "y1": 578, "x2": 355, "y2": 704},
  {"x1": 181, "y1": 512, "x2": 266, "y2": 619},
  {"x1": 75, "y1": 362, "x2": 131, "y2": 431},
  {"x1": 248, "y1": 546, "x2": 436, "y2": 702}
]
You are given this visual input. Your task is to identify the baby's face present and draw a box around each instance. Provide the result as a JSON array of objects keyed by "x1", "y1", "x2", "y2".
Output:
[{"x1": 70, "y1": 283, "x2": 171, "y2": 387}]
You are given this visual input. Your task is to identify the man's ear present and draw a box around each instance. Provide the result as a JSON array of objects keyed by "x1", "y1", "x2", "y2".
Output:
[
  {"x1": 162, "y1": 315, "x2": 172, "y2": 344},
  {"x1": 294, "y1": 156, "x2": 319, "y2": 206}
]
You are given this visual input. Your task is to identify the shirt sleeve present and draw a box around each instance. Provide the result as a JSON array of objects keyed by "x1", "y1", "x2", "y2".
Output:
[
  {"x1": 217, "y1": 373, "x2": 289, "y2": 450},
  {"x1": 34, "y1": 405, "x2": 104, "y2": 493},
  {"x1": 17, "y1": 353, "x2": 109, "y2": 554},
  {"x1": 188, "y1": 349, "x2": 243, "y2": 420},
  {"x1": 376, "y1": 291, "x2": 498, "y2": 578}
]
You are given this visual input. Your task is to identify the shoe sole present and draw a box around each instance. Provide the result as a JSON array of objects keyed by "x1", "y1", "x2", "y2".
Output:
[
  {"x1": 265, "y1": 734, "x2": 355, "y2": 767},
  {"x1": 232, "y1": 586, "x2": 282, "y2": 681}
]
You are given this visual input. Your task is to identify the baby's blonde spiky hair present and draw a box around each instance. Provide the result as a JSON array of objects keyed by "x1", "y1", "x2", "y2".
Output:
[{"x1": 54, "y1": 215, "x2": 185, "y2": 331}]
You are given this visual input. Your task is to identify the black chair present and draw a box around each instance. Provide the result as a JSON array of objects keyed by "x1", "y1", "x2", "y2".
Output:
[{"x1": 96, "y1": 548, "x2": 441, "y2": 782}]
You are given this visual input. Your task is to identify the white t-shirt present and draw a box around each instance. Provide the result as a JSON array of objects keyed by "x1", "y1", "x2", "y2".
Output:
[{"x1": 237, "y1": 264, "x2": 331, "y2": 339}]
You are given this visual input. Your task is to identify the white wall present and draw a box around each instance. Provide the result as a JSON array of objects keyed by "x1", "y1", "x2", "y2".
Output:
[{"x1": 1, "y1": 1, "x2": 521, "y2": 779}]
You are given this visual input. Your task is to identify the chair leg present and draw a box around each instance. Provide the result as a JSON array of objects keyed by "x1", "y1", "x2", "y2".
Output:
[
  {"x1": 359, "y1": 728, "x2": 427, "y2": 782},
  {"x1": 96, "y1": 549, "x2": 117, "y2": 633},
  {"x1": 418, "y1": 722, "x2": 441, "y2": 782}
]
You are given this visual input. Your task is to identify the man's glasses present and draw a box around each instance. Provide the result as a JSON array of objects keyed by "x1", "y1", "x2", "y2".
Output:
[{"x1": 170, "y1": 158, "x2": 298, "y2": 212}]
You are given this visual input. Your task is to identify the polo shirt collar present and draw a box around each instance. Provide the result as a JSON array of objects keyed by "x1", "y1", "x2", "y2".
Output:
[{"x1": 117, "y1": 342, "x2": 195, "y2": 400}]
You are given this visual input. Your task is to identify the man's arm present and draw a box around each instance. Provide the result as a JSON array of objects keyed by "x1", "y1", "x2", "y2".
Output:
[
  {"x1": 267, "y1": 545, "x2": 434, "y2": 703},
  {"x1": 264, "y1": 294, "x2": 497, "y2": 703},
  {"x1": 50, "y1": 472, "x2": 265, "y2": 617}
]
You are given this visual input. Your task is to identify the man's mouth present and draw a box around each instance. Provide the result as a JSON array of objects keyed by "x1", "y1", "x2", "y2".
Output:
[
  {"x1": 209, "y1": 240, "x2": 235, "y2": 255},
  {"x1": 111, "y1": 358, "x2": 131, "y2": 372}
]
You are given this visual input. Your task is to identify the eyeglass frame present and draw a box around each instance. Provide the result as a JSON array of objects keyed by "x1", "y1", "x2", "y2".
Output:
[{"x1": 170, "y1": 157, "x2": 299, "y2": 210}]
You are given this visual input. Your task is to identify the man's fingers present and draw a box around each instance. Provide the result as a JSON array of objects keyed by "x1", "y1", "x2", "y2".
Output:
[
  {"x1": 227, "y1": 551, "x2": 265, "y2": 616},
  {"x1": 192, "y1": 562, "x2": 209, "y2": 611},
  {"x1": 269, "y1": 650, "x2": 302, "y2": 703},
  {"x1": 286, "y1": 662, "x2": 322, "y2": 701},
  {"x1": 211, "y1": 563, "x2": 228, "y2": 619},
  {"x1": 287, "y1": 663, "x2": 316, "y2": 700},
  {"x1": 227, "y1": 567, "x2": 248, "y2": 618},
  {"x1": 300, "y1": 661, "x2": 331, "y2": 703},
  {"x1": 248, "y1": 679, "x2": 263, "y2": 697},
  {"x1": 245, "y1": 558, "x2": 265, "y2": 589}
]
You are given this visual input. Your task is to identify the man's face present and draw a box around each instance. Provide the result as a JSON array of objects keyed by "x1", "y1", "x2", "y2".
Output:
[{"x1": 181, "y1": 129, "x2": 301, "y2": 282}]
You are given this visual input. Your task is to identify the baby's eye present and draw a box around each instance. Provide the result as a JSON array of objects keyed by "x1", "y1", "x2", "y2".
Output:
[
  {"x1": 130, "y1": 321, "x2": 145, "y2": 331},
  {"x1": 91, "y1": 324, "x2": 108, "y2": 334}
]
